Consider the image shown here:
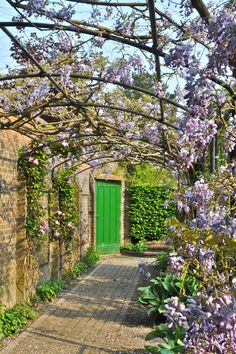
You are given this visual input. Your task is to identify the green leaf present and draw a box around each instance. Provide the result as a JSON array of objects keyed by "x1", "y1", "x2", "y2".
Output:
[
  {"x1": 159, "y1": 349, "x2": 175, "y2": 354},
  {"x1": 171, "y1": 347, "x2": 184, "y2": 353},
  {"x1": 146, "y1": 329, "x2": 162, "y2": 341},
  {"x1": 153, "y1": 323, "x2": 170, "y2": 335},
  {"x1": 158, "y1": 304, "x2": 167, "y2": 313},
  {"x1": 147, "y1": 306, "x2": 159, "y2": 316},
  {"x1": 145, "y1": 345, "x2": 162, "y2": 354}
]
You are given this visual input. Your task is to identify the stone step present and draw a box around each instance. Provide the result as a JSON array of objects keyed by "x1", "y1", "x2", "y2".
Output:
[
  {"x1": 120, "y1": 241, "x2": 170, "y2": 257},
  {"x1": 146, "y1": 241, "x2": 169, "y2": 252},
  {"x1": 146, "y1": 248, "x2": 169, "y2": 252},
  {"x1": 120, "y1": 250, "x2": 159, "y2": 257}
]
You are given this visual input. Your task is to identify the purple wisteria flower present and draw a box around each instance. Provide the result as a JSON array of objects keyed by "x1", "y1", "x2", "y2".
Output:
[
  {"x1": 115, "y1": 19, "x2": 132, "y2": 35},
  {"x1": 165, "y1": 297, "x2": 187, "y2": 329},
  {"x1": 183, "y1": 291, "x2": 236, "y2": 353},
  {"x1": 92, "y1": 37, "x2": 106, "y2": 48},
  {"x1": 169, "y1": 252, "x2": 185, "y2": 276},
  {"x1": 179, "y1": 0, "x2": 193, "y2": 17},
  {"x1": 185, "y1": 243, "x2": 198, "y2": 258},
  {"x1": 26, "y1": 0, "x2": 45, "y2": 16},
  {"x1": 0, "y1": 93, "x2": 11, "y2": 112},
  {"x1": 199, "y1": 249, "x2": 215, "y2": 272},
  {"x1": 55, "y1": 5, "x2": 75, "y2": 20},
  {"x1": 28, "y1": 79, "x2": 50, "y2": 105},
  {"x1": 129, "y1": 55, "x2": 144, "y2": 73},
  {"x1": 176, "y1": 179, "x2": 214, "y2": 215},
  {"x1": 178, "y1": 118, "x2": 217, "y2": 168},
  {"x1": 138, "y1": 260, "x2": 146, "y2": 274},
  {"x1": 207, "y1": 8, "x2": 236, "y2": 75},
  {"x1": 57, "y1": 33, "x2": 72, "y2": 53},
  {"x1": 60, "y1": 65, "x2": 74, "y2": 89},
  {"x1": 165, "y1": 44, "x2": 195, "y2": 69}
]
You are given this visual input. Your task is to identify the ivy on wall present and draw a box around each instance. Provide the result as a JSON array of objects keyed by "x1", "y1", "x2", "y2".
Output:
[{"x1": 128, "y1": 185, "x2": 176, "y2": 241}]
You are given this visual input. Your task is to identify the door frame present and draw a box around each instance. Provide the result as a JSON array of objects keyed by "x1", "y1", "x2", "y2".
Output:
[{"x1": 94, "y1": 174, "x2": 124, "y2": 252}]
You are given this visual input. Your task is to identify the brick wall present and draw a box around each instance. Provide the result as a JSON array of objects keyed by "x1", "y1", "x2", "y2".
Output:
[
  {"x1": 0, "y1": 130, "x2": 29, "y2": 307},
  {"x1": 0, "y1": 131, "x2": 129, "y2": 307},
  {"x1": 124, "y1": 181, "x2": 131, "y2": 242},
  {"x1": 75, "y1": 166, "x2": 94, "y2": 256},
  {"x1": 0, "y1": 132, "x2": 92, "y2": 307}
]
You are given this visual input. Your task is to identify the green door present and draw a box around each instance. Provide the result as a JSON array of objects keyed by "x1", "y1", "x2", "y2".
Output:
[{"x1": 96, "y1": 180, "x2": 121, "y2": 254}]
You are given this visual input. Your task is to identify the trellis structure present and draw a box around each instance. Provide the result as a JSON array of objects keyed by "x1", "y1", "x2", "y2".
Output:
[
  {"x1": 1, "y1": 3, "x2": 236, "y2": 351},
  {"x1": 0, "y1": 0, "x2": 234, "y2": 174}
]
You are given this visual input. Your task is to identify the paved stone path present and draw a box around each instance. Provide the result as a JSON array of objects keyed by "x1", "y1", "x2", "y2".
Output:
[{"x1": 2, "y1": 255, "x2": 153, "y2": 354}]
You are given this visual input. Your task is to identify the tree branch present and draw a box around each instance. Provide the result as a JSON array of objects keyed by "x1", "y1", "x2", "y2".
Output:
[
  {"x1": 0, "y1": 71, "x2": 190, "y2": 112},
  {"x1": 191, "y1": 0, "x2": 210, "y2": 23}
]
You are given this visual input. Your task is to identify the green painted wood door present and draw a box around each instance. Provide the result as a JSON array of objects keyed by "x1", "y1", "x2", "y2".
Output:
[{"x1": 96, "y1": 180, "x2": 121, "y2": 254}]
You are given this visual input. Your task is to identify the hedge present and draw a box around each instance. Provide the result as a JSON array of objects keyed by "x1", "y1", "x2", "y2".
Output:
[{"x1": 128, "y1": 185, "x2": 176, "y2": 241}]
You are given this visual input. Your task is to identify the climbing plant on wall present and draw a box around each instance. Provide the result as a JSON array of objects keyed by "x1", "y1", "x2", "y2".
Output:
[
  {"x1": 19, "y1": 141, "x2": 48, "y2": 239},
  {"x1": 50, "y1": 169, "x2": 79, "y2": 242},
  {"x1": 128, "y1": 185, "x2": 176, "y2": 241},
  {"x1": 19, "y1": 138, "x2": 80, "y2": 241}
]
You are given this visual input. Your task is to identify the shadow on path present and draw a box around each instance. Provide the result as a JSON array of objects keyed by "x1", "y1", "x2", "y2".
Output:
[{"x1": 1, "y1": 256, "x2": 155, "y2": 354}]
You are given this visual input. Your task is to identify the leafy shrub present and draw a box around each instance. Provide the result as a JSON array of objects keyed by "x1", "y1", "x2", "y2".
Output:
[
  {"x1": 73, "y1": 262, "x2": 88, "y2": 276},
  {"x1": 120, "y1": 242, "x2": 134, "y2": 251},
  {"x1": 139, "y1": 274, "x2": 198, "y2": 320},
  {"x1": 128, "y1": 185, "x2": 176, "y2": 241},
  {"x1": 36, "y1": 279, "x2": 65, "y2": 302},
  {"x1": 155, "y1": 251, "x2": 170, "y2": 273},
  {"x1": 0, "y1": 303, "x2": 37, "y2": 338},
  {"x1": 120, "y1": 239, "x2": 148, "y2": 252},
  {"x1": 82, "y1": 247, "x2": 100, "y2": 267},
  {"x1": 133, "y1": 239, "x2": 148, "y2": 252},
  {"x1": 62, "y1": 262, "x2": 88, "y2": 282},
  {"x1": 61, "y1": 269, "x2": 75, "y2": 283}
]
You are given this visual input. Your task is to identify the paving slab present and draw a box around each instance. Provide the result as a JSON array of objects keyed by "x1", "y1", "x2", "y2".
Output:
[{"x1": 1, "y1": 255, "x2": 153, "y2": 354}]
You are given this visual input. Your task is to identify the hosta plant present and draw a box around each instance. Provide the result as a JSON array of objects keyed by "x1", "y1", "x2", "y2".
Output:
[
  {"x1": 145, "y1": 323, "x2": 185, "y2": 354},
  {"x1": 138, "y1": 274, "x2": 198, "y2": 321}
]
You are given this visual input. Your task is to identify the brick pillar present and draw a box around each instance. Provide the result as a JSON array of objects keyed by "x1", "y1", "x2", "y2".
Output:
[{"x1": 75, "y1": 167, "x2": 92, "y2": 257}]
